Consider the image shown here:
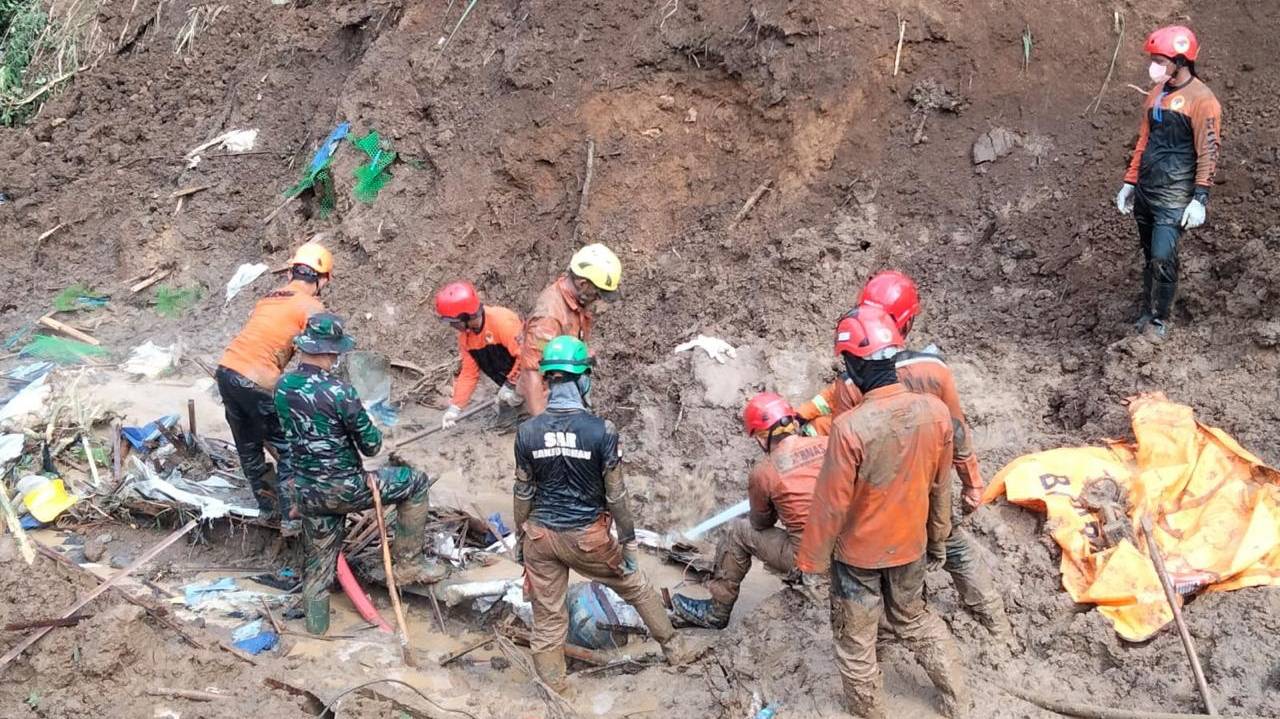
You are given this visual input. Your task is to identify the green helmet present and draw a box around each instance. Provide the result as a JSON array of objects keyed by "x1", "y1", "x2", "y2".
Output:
[{"x1": 539, "y1": 335, "x2": 591, "y2": 376}]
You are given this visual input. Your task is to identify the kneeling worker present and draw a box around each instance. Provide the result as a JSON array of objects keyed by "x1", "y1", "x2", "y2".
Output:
[
  {"x1": 274, "y1": 313, "x2": 442, "y2": 635},
  {"x1": 435, "y1": 280, "x2": 525, "y2": 428},
  {"x1": 671, "y1": 392, "x2": 824, "y2": 629},
  {"x1": 514, "y1": 335, "x2": 695, "y2": 693}
]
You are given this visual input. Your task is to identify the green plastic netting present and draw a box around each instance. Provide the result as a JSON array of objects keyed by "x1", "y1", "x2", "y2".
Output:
[
  {"x1": 20, "y1": 335, "x2": 109, "y2": 364},
  {"x1": 153, "y1": 285, "x2": 203, "y2": 318},
  {"x1": 351, "y1": 130, "x2": 397, "y2": 203},
  {"x1": 52, "y1": 283, "x2": 108, "y2": 312}
]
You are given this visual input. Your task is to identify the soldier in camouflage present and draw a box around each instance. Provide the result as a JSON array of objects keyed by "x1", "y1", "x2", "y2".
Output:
[{"x1": 274, "y1": 313, "x2": 443, "y2": 635}]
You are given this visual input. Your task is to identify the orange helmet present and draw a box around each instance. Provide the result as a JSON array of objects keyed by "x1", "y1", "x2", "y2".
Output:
[
  {"x1": 857, "y1": 270, "x2": 920, "y2": 336},
  {"x1": 288, "y1": 242, "x2": 335, "y2": 276},
  {"x1": 835, "y1": 305, "x2": 904, "y2": 360},
  {"x1": 435, "y1": 281, "x2": 481, "y2": 320},
  {"x1": 742, "y1": 392, "x2": 795, "y2": 436},
  {"x1": 1145, "y1": 26, "x2": 1199, "y2": 62}
]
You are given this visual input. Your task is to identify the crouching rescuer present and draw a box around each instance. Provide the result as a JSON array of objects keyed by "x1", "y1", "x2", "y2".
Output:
[
  {"x1": 513, "y1": 335, "x2": 696, "y2": 693},
  {"x1": 671, "y1": 392, "x2": 824, "y2": 629},
  {"x1": 274, "y1": 313, "x2": 444, "y2": 635}
]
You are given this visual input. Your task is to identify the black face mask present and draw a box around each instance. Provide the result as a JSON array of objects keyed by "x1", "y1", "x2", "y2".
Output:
[{"x1": 843, "y1": 354, "x2": 897, "y2": 394}]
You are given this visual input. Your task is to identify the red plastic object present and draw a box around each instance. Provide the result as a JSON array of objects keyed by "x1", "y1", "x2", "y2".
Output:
[{"x1": 337, "y1": 552, "x2": 393, "y2": 633}]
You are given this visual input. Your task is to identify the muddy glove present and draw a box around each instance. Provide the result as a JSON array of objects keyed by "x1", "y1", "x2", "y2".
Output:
[
  {"x1": 620, "y1": 541, "x2": 640, "y2": 575},
  {"x1": 927, "y1": 541, "x2": 947, "y2": 572},
  {"x1": 497, "y1": 382, "x2": 523, "y2": 407},
  {"x1": 1180, "y1": 198, "x2": 1206, "y2": 229},
  {"x1": 961, "y1": 486, "x2": 984, "y2": 514},
  {"x1": 1115, "y1": 183, "x2": 1135, "y2": 215},
  {"x1": 441, "y1": 404, "x2": 462, "y2": 429}
]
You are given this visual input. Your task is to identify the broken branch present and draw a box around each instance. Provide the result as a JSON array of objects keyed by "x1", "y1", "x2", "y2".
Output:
[
  {"x1": 572, "y1": 138, "x2": 595, "y2": 243},
  {"x1": 728, "y1": 180, "x2": 772, "y2": 229},
  {"x1": 893, "y1": 18, "x2": 907, "y2": 77},
  {"x1": 38, "y1": 314, "x2": 100, "y2": 346}
]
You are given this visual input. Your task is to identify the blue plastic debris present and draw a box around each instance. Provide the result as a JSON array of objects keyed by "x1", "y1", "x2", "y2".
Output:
[
  {"x1": 183, "y1": 577, "x2": 238, "y2": 607},
  {"x1": 482, "y1": 512, "x2": 512, "y2": 545},
  {"x1": 231, "y1": 630, "x2": 278, "y2": 655},
  {"x1": 231, "y1": 618, "x2": 264, "y2": 642},
  {"x1": 20, "y1": 515, "x2": 43, "y2": 530},
  {"x1": 122, "y1": 414, "x2": 181, "y2": 452},
  {"x1": 755, "y1": 703, "x2": 780, "y2": 719}
]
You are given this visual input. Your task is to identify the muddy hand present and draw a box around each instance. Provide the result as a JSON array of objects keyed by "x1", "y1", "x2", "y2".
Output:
[
  {"x1": 927, "y1": 541, "x2": 946, "y2": 572},
  {"x1": 961, "y1": 486, "x2": 983, "y2": 514},
  {"x1": 621, "y1": 541, "x2": 639, "y2": 575}
]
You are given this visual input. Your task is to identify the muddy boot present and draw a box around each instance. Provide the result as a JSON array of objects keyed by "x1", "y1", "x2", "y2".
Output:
[
  {"x1": 841, "y1": 673, "x2": 888, "y2": 719},
  {"x1": 305, "y1": 596, "x2": 331, "y2": 636},
  {"x1": 670, "y1": 594, "x2": 732, "y2": 630},
  {"x1": 914, "y1": 640, "x2": 971, "y2": 719},
  {"x1": 391, "y1": 489, "x2": 448, "y2": 585},
  {"x1": 1134, "y1": 265, "x2": 1155, "y2": 333},
  {"x1": 531, "y1": 650, "x2": 569, "y2": 694},
  {"x1": 631, "y1": 590, "x2": 703, "y2": 665},
  {"x1": 487, "y1": 402, "x2": 523, "y2": 432},
  {"x1": 975, "y1": 603, "x2": 1019, "y2": 656}
]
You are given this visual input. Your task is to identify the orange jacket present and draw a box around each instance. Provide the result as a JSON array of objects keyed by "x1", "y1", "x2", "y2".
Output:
[
  {"x1": 218, "y1": 281, "x2": 324, "y2": 389},
  {"x1": 516, "y1": 276, "x2": 593, "y2": 414},
  {"x1": 747, "y1": 433, "x2": 826, "y2": 537},
  {"x1": 797, "y1": 349, "x2": 982, "y2": 490},
  {"x1": 451, "y1": 304, "x2": 523, "y2": 408},
  {"x1": 796, "y1": 384, "x2": 954, "y2": 572},
  {"x1": 1125, "y1": 77, "x2": 1221, "y2": 208}
]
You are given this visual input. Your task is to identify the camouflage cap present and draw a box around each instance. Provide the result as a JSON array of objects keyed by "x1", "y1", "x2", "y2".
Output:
[{"x1": 294, "y1": 312, "x2": 357, "y2": 355}]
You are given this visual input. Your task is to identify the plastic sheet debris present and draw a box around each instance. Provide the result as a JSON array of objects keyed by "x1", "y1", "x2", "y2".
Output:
[
  {"x1": 52, "y1": 284, "x2": 109, "y2": 313},
  {"x1": 567, "y1": 582, "x2": 644, "y2": 650},
  {"x1": 224, "y1": 263, "x2": 270, "y2": 305},
  {"x1": 122, "y1": 415, "x2": 180, "y2": 452},
  {"x1": 127, "y1": 456, "x2": 258, "y2": 519},
  {"x1": 0, "y1": 434, "x2": 23, "y2": 466},
  {"x1": 19, "y1": 335, "x2": 108, "y2": 365},
  {"x1": 22, "y1": 477, "x2": 76, "y2": 522},
  {"x1": 285, "y1": 123, "x2": 351, "y2": 218},
  {"x1": 185, "y1": 128, "x2": 259, "y2": 168},
  {"x1": 674, "y1": 334, "x2": 738, "y2": 364},
  {"x1": 231, "y1": 618, "x2": 264, "y2": 642},
  {"x1": 344, "y1": 351, "x2": 398, "y2": 427},
  {"x1": 183, "y1": 577, "x2": 238, "y2": 607},
  {"x1": 122, "y1": 341, "x2": 180, "y2": 379},
  {"x1": 439, "y1": 579, "x2": 521, "y2": 607},
  {"x1": 0, "y1": 373, "x2": 50, "y2": 430},
  {"x1": 231, "y1": 629, "x2": 278, "y2": 655},
  {"x1": 482, "y1": 512, "x2": 511, "y2": 544}
]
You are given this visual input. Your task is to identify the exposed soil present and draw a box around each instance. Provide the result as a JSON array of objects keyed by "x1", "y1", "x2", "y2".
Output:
[{"x1": 2, "y1": 0, "x2": 1279, "y2": 716}]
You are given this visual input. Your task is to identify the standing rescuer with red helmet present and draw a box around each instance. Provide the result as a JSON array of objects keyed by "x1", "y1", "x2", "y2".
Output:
[
  {"x1": 670, "y1": 392, "x2": 826, "y2": 630},
  {"x1": 434, "y1": 281, "x2": 525, "y2": 429},
  {"x1": 1116, "y1": 25, "x2": 1221, "y2": 337},
  {"x1": 797, "y1": 306, "x2": 969, "y2": 719}
]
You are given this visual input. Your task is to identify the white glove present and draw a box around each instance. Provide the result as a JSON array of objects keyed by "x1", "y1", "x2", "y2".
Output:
[
  {"x1": 1180, "y1": 198, "x2": 1206, "y2": 229},
  {"x1": 673, "y1": 334, "x2": 737, "y2": 364},
  {"x1": 497, "y1": 383, "x2": 523, "y2": 407},
  {"x1": 1115, "y1": 183, "x2": 1135, "y2": 215},
  {"x1": 441, "y1": 404, "x2": 462, "y2": 429}
]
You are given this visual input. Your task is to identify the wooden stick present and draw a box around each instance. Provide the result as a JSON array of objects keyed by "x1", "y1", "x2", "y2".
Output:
[
  {"x1": 4, "y1": 614, "x2": 91, "y2": 631},
  {"x1": 0, "y1": 482, "x2": 35, "y2": 565},
  {"x1": 261, "y1": 194, "x2": 298, "y2": 225},
  {"x1": 259, "y1": 596, "x2": 284, "y2": 635},
  {"x1": 439, "y1": 635, "x2": 494, "y2": 666},
  {"x1": 394, "y1": 399, "x2": 495, "y2": 448},
  {"x1": 367, "y1": 475, "x2": 416, "y2": 667},
  {"x1": 38, "y1": 314, "x2": 100, "y2": 346},
  {"x1": 111, "y1": 420, "x2": 123, "y2": 487},
  {"x1": 728, "y1": 180, "x2": 772, "y2": 229},
  {"x1": 997, "y1": 679, "x2": 1249, "y2": 719},
  {"x1": 82, "y1": 434, "x2": 101, "y2": 489},
  {"x1": 145, "y1": 688, "x2": 233, "y2": 702},
  {"x1": 186, "y1": 399, "x2": 198, "y2": 442},
  {"x1": 893, "y1": 18, "x2": 907, "y2": 77},
  {"x1": 0, "y1": 519, "x2": 199, "y2": 669},
  {"x1": 130, "y1": 269, "x2": 171, "y2": 294},
  {"x1": 35, "y1": 223, "x2": 67, "y2": 244},
  {"x1": 572, "y1": 138, "x2": 595, "y2": 242},
  {"x1": 1141, "y1": 515, "x2": 1218, "y2": 715},
  {"x1": 1088, "y1": 11, "x2": 1125, "y2": 115},
  {"x1": 169, "y1": 184, "x2": 213, "y2": 199}
]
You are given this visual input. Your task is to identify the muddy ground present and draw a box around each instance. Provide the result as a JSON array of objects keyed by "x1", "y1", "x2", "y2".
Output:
[{"x1": 1, "y1": 0, "x2": 1279, "y2": 716}]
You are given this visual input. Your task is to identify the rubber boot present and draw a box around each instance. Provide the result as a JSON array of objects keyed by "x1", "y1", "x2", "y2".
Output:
[
  {"x1": 254, "y1": 464, "x2": 281, "y2": 519},
  {"x1": 305, "y1": 596, "x2": 331, "y2": 636},
  {"x1": 1134, "y1": 265, "x2": 1155, "y2": 333},
  {"x1": 630, "y1": 590, "x2": 702, "y2": 665},
  {"x1": 975, "y1": 602, "x2": 1019, "y2": 656},
  {"x1": 531, "y1": 650, "x2": 569, "y2": 694},
  {"x1": 841, "y1": 672, "x2": 888, "y2": 719},
  {"x1": 670, "y1": 594, "x2": 731, "y2": 630},
  {"x1": 1152, "y1": 279, "x2": 1177, "y2": 339},
  {"x1": 913, "y1": 640, "x2": 971, "y2": 719},
  {"x1": 391, "y1": 492, "x2": 447, "y2": 585}
]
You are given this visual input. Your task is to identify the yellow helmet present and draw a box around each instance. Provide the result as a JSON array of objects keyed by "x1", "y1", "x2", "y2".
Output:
[
  {"x1": 569, "y1": 243, "x2": 621, "y2": 293},
  {"x1": 287, "y1": 242, "x2": 335, "y2": 276},
  {"x1": 24, "y1": 478, "x2": 77, "y2": 523}
]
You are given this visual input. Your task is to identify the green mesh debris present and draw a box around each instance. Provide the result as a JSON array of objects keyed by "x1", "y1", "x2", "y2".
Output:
[
  {"x1": 350, "y1": 130, "x2": 397, "y2": 203},
  {"x1": 285, "y1": 123, "x2": 349, "y2": 218},
  {"x1": 153, "y1": 284, "x2": 203, "y2": 318},
  {"x1": 52, "y1": 283, "x2": 109, "y2": 312},
  {"x1": 20, "y1": 335, "x2": 109, "y2": 364}
]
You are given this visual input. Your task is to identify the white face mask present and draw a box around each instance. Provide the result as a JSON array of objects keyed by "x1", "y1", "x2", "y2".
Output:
[{"x1": 1149, "y1": 61, "x2": 1171, "y2": 83}]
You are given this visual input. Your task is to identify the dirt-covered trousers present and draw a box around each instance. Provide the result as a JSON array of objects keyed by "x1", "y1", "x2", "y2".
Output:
[
  {"x1": 299, "y1": 466, "x2": 430, "y2": 605},
  {"x1": 704, "y1": 518, "x2": 798, "y2": 607},
  {"x1": 523, "y1": 516, "x2": 675, "y2": 654},
  {"x1": 1134, "y1": 196, "x2": 1186, "y2": 319},
  {"x1": 943, "y1": 528, "x2": 1001, "y2": 617},
  {"x1": 829, "y1": 558, "x2": 965, "y2": 704},
  {"x1": 215, "y1": 365, "x2": 294, "y2": 518}
]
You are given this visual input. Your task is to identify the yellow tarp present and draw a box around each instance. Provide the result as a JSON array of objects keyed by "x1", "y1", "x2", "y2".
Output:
[{"x1": 986, "y1": 393, "x2": 1280, "y2": 641}]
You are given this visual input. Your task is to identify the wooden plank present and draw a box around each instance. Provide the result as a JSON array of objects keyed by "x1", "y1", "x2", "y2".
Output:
[{"x1": 38, "y1": 315, "x2": 100, "y2": 346}]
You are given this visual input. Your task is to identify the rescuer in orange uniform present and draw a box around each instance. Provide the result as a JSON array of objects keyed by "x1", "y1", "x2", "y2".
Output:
[
  {"x1": 670, "y1": 392, "x2": 825, "y2": 629},
  {"x1": 796, "y1": 271, "x2": 1014, "y2": 645},
  {"x1": 516, "y1": 244, "x2": 621, "y2": 415},
  {"x1": 434, "y1": 281, "x2": 525, "y2": 429},
  {"x1": 216, "y1": 242, "x2": 331, "y2": 533},
  {"x1": 796, "y1": 306, "x2": 968, "y2": 719}
]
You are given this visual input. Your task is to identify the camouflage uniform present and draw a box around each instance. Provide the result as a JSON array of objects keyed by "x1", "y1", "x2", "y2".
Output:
[{"x1": 275, "y1": 359, "x2": 432, "y2": 635}]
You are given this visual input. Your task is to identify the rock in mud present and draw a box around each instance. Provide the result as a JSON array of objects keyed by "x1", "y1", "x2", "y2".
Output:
[{"x1": 972, "y1": 127, "x2": 1021, "y2": 165}]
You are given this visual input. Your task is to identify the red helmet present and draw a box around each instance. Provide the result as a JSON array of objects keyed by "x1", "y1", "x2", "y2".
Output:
[
  {"x1": 835, "y1": 305, "x2": 904, "y2": 359},
  {"x1": 1145, "y1": 26, "x2": 1199, "y2": 62},
  {"x1": 743, "y1": 393, "x2": 795, "y2": 436},
  {"x1": 857, "y1": 270, "x2": 920, "y2": 335},
  {"x1": 435, "y1": 281, "x2": 481, "y2": 319}
]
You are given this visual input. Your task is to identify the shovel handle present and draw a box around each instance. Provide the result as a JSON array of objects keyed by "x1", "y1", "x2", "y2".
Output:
[{"x1": 393, "y1": 399, "x2": 496, "y2": 448}]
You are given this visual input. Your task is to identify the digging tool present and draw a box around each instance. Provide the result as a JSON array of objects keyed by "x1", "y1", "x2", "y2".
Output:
[
  {"x1": 366, "y1": 474, "x2": 416, "y2": 667},
  {"x1": 1140, "y1": 514, "x2": 1218, "y2": 715},
  {"x1": 681, "y1": 499, "x2": 750, "y2": 541},
  {"x1": 393, "y1": 399, "x2": 495, "y2": 449}
]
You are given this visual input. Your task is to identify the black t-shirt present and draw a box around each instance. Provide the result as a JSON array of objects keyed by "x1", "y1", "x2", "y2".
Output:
[{"x1": 515, "y1": 407, "x2": 622, "y2": 530}]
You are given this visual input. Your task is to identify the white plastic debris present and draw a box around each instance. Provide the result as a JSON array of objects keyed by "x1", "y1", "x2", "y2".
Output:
[
  {"x1": 439, "y1": 579, "x2": 521, "y2": 607},
  {"x1": 224, "y1": 262, "x2": 270, "y2": 304},
  {"x1": 0, "y1": 374, "x2": 50, "y2": 430},
  {"x1": 185, "y1": 128, "x2": 259, "y2": 168},
  {"x1": 0, "y1": 434, "x2": 23, "y2": 466},
  {"x1": 674, "y1": 334, "x2": 738, "y2": 364},
  {"x1": 123, "y1": 341, "x2": 181, "y2": 379}
]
